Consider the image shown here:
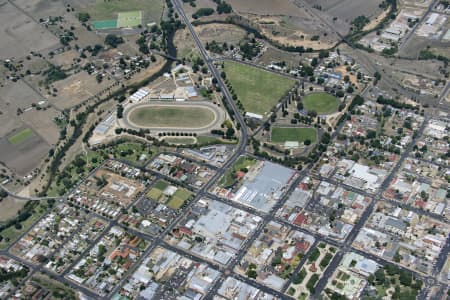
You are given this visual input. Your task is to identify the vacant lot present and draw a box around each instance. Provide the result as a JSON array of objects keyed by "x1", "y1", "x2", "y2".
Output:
[
  {"x1": 224, "y1": 61, "x2": 296, "y2": 115},
  {"x1": 271, "y1": 127, "x2": 317, "y2": 143},
  {"x1": 303, "y1": 92, "x2": 340, "y2": 115},
  {"x1": 0, "y1": 1, "x2": 60, "y2": 59},
  {"x1": 128, "y1": 105, "x2": 216, "y2": 128}
]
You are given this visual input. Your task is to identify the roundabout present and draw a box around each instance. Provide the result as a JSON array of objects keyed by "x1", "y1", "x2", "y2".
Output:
[{"x1": 123, "y1": 101, "x2": 225, "y2": 134}]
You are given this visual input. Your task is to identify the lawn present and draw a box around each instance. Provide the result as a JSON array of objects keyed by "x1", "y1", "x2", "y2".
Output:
[
  {"x1": 196, "y1": 136, "x2": 237, "y2": 147},
  {"x1": 146, "y1": 188, "x2": 163, "y2": 200},
  {"x1": 117, "y1": 11, "x2": 142, "y2": 28},
  {"x1": 86, "y1": 0, "x2": 164, "y2": 23},
  {"x1": 303, "y1": 92, "x2": 340, "y2": 115},
  {"x1": 218, "y1": 156, "x2": 256, "y2": 187},
  {"x1": 153, "y1": 180, "x2": 170, "y2": 191},
  {"x1": 167, "y1": 188, "x2": 192, "y2": 209},
  {"x1": 224, "y1": 61, "x2": 296, "y2": 115},
  {"x1": 128, "y1": 105, "x2": 215, "y2": 128},
  {"x1": 8, "y1": 128, "x2": 34, "y2": 145},
  {"x1": 271, "y1": 127, "x2": 317, "y2": 143}
]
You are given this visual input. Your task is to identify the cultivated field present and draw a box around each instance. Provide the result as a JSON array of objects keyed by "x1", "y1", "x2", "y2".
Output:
[
  {"x1": 271, "y1": 127, "x2": 317, "y2": 143},
  {"x1": 0, "y1": 1, "x2": 60, "y2": 59},
  {"x1": 223, "y1": 61, "x2": 296, "y2": 115},
  {"x1": 127, "y1": 104, "x2": 216, "y2": 128},
  {"x1": 303, "y1": 92, "x2": 340, "y2": 115}
]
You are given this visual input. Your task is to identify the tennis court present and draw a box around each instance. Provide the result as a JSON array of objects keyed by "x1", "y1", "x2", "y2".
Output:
[
  {"x1": 117, "y1": 11, "x2": 142, "y2": 28},
  {"x1": 93, "y1": 19, "x2": 118, "y2": 29}
]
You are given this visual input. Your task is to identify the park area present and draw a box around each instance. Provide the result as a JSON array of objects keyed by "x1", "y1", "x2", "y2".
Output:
[
  {"x1": 223, "y1": 61, "x2": 296, "y2": 116},
  {"x1": 127, "y1": 104, "x2": 216, "y2": 129},
  {"x1": 303, "y1": 92, "x2": 340, "y2": 115},
  {"x1": 146, "y1": 180, "x2": 193, "y2": 210},
  {"x1": 271, "y1": 127, "x2": 317, "y2": 144}
]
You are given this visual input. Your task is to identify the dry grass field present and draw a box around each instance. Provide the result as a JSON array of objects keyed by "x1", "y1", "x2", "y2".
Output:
[{"x1": 0, "y1": 1, "x2": 60, "y2": 59}]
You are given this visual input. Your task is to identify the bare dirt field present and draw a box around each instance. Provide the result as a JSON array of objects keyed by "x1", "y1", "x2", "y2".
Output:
[
  {"x1": 195, "y1": 23, "x2": 247, "y2": 45},
  {"x1": 257, "y1": 47, "x2": 302, "y2": 67},
  {"x1": 174, "y1": 28, "x2": 201, "y2": 59},
  {"x1": 21, "y1": 107, "x2": 61, "y2": 145},
  {"x1": 0, "y1": 81, "x2": 61, "y2": 146},
  {"x1": 0, "y1": 1, "x2": 60, "y2": 59},
  {"x1": 226, "y1": 0, "x2": 305, "y2": 16},
  {"x1": 0, "y1": 197, "x2": 25, "y2": 222},
  {"x1": 0, "y1": 127, "x2": 49, "y2": 176},
  {"x1": 304, "y1": 0, "x2": 385, "y2": 23},
  {"x1": 41, "y1": 71, "x2": 115, "y2": 110},
  {"x1": 225, "y1": 0, "x2": 345, "y2": 49},
  {"x1": 0, "y1": 81, "x2": 46, "y2": 135}
]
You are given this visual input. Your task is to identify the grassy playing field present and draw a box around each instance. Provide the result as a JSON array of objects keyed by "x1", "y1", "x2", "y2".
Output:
[
  {"x1": 117, "y1": 11, "x2": 142, "y2": 27},
  {"x1": 224, "y1": 61, "x2": 296, "y2": 115},
  {"x1": 167, "y1": 188, "x2": 192, "y2": 209},
  {"x1": 87, "y1": 0, "x2": 164, "y2": 22},
  {"x1": 303, "y1": 92, "x2": 340, "y2": 115},
  {"x1": 8, "y1": 128, "x2": 34, "y2": 145},
  {"x1": 128, "y1": 105, "x2": 215, "y2": 128},
  {"x1": 271, "y1": 127, "x2": 317, "y2": 143}
]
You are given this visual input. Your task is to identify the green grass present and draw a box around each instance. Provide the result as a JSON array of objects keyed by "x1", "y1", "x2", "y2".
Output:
[
  {"x1": 218, "y1": 156, "x2": 256, "y2": 187},
  {"x1": 271, "y1": 127, "x2": 317, "y2": 144},
  {"x1": 146, "y1": 188, "x2": 163, "y2": 201},
  {"x1": 224, "y1": 61, "x2": 296, "y2": 115},
  {"x1": 87, "y1": 0, "x2": 164, "y2": 22},
  {"x1": 93, "y1": 19, "x2": 117, "y2": 29},
  {"x1": 153, "y1": 180, "x2": 170, "y2": 191},
  {"x1": 196, "y1": 136, "x2": 237, "y2": 147},
  {"x1": 164, "y1": 137, "x2": 196, "y2": 145},
  {"x1": 117, "y1": 11, "x2": 142, "y2": 28},
  {"x1": 167, "y1": 188, "x2": 192, "y2": 209},
  {"x1": 110, "y1": 142, "x2": 154, "y2": 166},
  {"x1": 0, "y1": 202, "x2": 48, "y2": 250},
  {"x1": 303, "y1": 92, "x2": 340, "y2": 115},
  {"x1": 128, "y1": 105, "x2": 215, "y2": 128},
  {"x1": 8, "y1": 128, "x2": 34, "y2": 145}
]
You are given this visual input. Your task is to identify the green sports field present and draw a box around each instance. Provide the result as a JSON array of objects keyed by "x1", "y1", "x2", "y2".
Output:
[
  {"x1": 224, "y1": 61, "x2": 296, "y2": 116},
  {"x1": 128, "y1": 105, "x2": 215, "y2": 128},
  {"x1": 8, "y1": 128, "x2": 34, "y2": 145},
  {"x1": 87, "y1": 0, "x2": 164, "y2": 23},
  {"x1": 117, "y1": 11, "x2": 142, "y2": 28},
  {"x1": 271, "y1": 127, "x2": 317, "y2": 143},
  {"x1": 303, "y1": 92, "x2": 340, "y2": 115}
]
